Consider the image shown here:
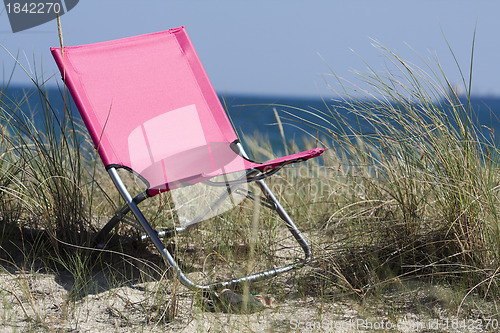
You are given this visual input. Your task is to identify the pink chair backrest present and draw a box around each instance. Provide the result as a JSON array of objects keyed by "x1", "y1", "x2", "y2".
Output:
[{"x1": 51, "y1": 27, "x2": 240, "y2": 190}]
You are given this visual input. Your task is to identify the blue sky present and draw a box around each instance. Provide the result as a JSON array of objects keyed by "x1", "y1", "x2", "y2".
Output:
[{"x1": 0, "y1": 0, "x2": 498, "y2": 97}]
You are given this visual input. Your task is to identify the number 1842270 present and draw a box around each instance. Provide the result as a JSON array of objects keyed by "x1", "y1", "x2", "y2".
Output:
[{"x1": 5, "y1": 2, "x2": 61, "y2": 14}]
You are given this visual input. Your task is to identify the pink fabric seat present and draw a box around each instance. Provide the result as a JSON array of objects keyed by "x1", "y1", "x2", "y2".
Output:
[
  {"x1": 51, "y1": 27, "x2": 325, "y2": 196},
  {"x1": 147, "y1": 146, "x2": 324, "y2": 196}
]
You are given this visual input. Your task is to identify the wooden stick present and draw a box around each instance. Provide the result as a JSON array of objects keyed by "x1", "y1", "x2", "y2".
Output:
[{"x1": 57, "y1": 13, "x2": 63, "y2": 54}]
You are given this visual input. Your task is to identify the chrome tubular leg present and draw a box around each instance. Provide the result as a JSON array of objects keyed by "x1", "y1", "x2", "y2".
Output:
[
  {"x1": 256, "y1": 179, "x2": 312, "y2": 261},
  {"x1": 94, "y1": 191, "x2": 149, "y2": 246},
  {"x1": 108, "y1": 168, "x2": 210, "y2": 291}
]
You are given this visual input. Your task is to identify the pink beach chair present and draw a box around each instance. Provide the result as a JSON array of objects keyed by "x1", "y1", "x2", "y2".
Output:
[{"x1": 51, "y1": 26, "x2": 325, "y2": 291}]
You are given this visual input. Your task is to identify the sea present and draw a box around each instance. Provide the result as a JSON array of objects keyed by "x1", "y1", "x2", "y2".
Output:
[{"x1": 2, "y1": 86, "x2": 500, "y2": 154}]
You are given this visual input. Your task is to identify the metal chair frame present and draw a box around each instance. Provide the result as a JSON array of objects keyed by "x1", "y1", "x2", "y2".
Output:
[{"x1": 97, "y1": 142, "x2": 312, "y2": 291}]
